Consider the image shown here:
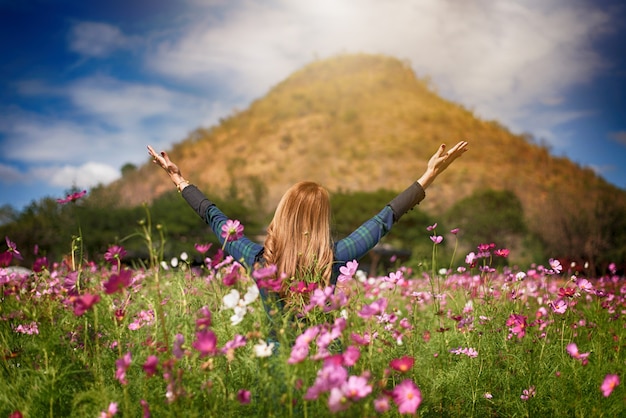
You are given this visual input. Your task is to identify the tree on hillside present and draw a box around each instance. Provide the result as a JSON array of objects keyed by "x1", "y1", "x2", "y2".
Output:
[{"x1": 444, "y1": 189, "x2": 527, "y2": 250}]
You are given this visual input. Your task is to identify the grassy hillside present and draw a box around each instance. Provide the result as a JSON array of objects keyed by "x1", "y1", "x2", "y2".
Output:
[{"x1": 100, "y1": 53, "x2": 626, "y2": 266}]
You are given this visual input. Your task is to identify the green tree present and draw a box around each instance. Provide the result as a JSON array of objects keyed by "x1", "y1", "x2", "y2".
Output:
[{"x1": 444, "y1": 188, "x2": 527, "y2": 249}]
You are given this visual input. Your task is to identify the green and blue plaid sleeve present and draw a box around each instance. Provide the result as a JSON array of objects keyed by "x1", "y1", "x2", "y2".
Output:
[
  {"x1": 181, "y1": 185, "x2": 262, "y2": 267},
  {"x1": 332, "y1": 205, "x2": 395, "y2": 278}
]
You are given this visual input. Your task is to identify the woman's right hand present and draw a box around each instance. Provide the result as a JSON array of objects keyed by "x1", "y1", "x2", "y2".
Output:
[{"x1": 147, "y1": 145, "x2": 182, "y2": 177}]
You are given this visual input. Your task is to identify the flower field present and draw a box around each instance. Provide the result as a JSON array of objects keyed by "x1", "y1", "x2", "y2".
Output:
[{"x1": 1, "y1": 225, "x2": 625, "y2": 417}]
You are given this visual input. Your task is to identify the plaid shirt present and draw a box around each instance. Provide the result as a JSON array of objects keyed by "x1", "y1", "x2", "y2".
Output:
[{"x1": 183, "y1": 185, "x2": 397, "y2": 284}]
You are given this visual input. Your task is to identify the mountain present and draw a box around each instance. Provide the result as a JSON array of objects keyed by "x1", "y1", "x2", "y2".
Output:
[{"x1": 100, "y1": 53, "x2": 626, "y2": 265}]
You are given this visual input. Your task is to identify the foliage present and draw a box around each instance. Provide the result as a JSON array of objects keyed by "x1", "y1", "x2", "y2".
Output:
[{"x1": 1, "y1": 222, "x2": 625, "y2": 417}]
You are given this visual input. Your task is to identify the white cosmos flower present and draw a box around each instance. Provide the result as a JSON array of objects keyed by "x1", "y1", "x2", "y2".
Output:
[
  {"x1": 230, "y1": 306, "x2": 246, "y2": 326},
  {"x1": 253, "y1": 340, "x2": 275, "y2": 357},
  {"x1": 222, "y1": 289, "x2": 241, "y2": 310},
  {"x1": 243, "y1": 284, "x2": 259, "y2": 305},
  {"x1": 170, "y1": 257, "x2": 179, "y2": 268},
  {"x1": 160, "y1": 261, "x2": 169, "y2": 270},
  {"x1": 180, "y1": 252, "x2": 188, "y2": 261}
]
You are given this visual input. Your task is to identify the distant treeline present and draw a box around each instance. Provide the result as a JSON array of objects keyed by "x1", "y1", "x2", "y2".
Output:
[{"x1": 1, "y1": 186, "x2": 624, "y2": 275}]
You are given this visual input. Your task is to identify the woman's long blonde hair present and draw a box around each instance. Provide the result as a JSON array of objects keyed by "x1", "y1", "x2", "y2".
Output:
[{"x1": 264, "y1": 181, "x2": 334, "y2": 289}]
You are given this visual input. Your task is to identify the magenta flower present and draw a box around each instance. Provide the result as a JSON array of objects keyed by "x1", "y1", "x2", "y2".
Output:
[
  {"x1": 392, "y1": 379, "x2": 422, "y2": 414},
  {"x1": 103, "y1": 269, "x2": 133, "y2": 294},
  {"x1": 221, "y1": 219, "x2": 244, "y2": 242},
  {"x1": 494, "y1": 248, "x2": 510, "y2": 257},
  {"x1": 390, "y1": 356, "x2": 415, "y2": 373},
  {"x1": 73, "y1": 293, "x2": 101, "y2": 316},
  {"x1": 115, "y1": 352, "x2": 132, "y2": 385},
  {"x1": 192, "y1": 330, "x2": 218, "y2": 357},
  {"x1": 341, "y1": 346, "x2": 361, "y2": 367},
  {"x1": 143, "y1": 355, "x2": 159, "y2": 377},
  {"x1": 194, "y1": 242, "x2": 213, "y2": 254},
  {"x1": 99, "y1": 402, "x2": 118, "y2": 418},
  {"x1": 601, "y1": 374, "x2": 620, "y2": 397},
  {"x1": 358, "y1": 297, "x2": 388, "y2": 319},
  {"x1": 173, "y1": 333, "x2": 185, "y2": 359},
  {"x1": 450, "y1": 228, "x2": 459, "y2": 235},
  {"x1": 550, "y1": 299, "x2": 568, "y2": 314},
  {"x1": 57, "y1": 189, "x2": 87, "y2": 204},
  {"x1": 338, "y1": 259, "x2": 359, "y2": 282},
  {"x1": 430, "y1": 235, "x2": 443, "y2": 244},
  {"x1": 342, "y1": 375, "x2": 372, "y2": 400},
  {"x1": 374, "y1": 396, "x2": 391, "y2": 413},
  {"x1": 104, "y1": 245, "x2": 127, "y2": 263},
  {"x1": 506, "y1": 313, "x2": 528, "y2": 339},
  {"x1": 237, "y1": 389, "x2": 251, "y2": 404},
  {"x1": 426, "y1": 223, "x2": 437, "y2": 231},
  {"x1": 548, "y1": 258, "x2": 563, "y2": 274},
  {"x1": 222, "y1": 334, "x2": 247, "y2": 354},
  {"x1": 5, "y1": 237, "x2": 23, "y2": 260},
  {"x1": 140, "y1": 400, "x2": 151, "y2": 418},
  {"x1": 195, "y1": 306, "x2": 213, "y2": 330},
  {"x1": 14, "y1": 321, "x2": 39, "y2": 335},
  {"x1": 520, "y1": 385, "x2": 536, "y2": 401},
  {"x1": 566, "y1": 343, "x2": 590, "y2": 361}
]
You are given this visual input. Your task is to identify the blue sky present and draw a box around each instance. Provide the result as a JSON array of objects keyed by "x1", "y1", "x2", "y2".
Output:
[{"x1": 1, "y1": 0, "x2": 625, "y2": 211}]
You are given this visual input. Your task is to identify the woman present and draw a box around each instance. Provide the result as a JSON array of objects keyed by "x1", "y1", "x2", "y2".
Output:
[{"x1": 147, "y1": 141, "x2": 468, "y2": 299}]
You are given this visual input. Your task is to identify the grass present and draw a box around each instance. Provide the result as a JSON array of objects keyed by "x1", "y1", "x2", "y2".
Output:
[{"x1": 1, "y1": 231, "x2": 625, "y2": 417}]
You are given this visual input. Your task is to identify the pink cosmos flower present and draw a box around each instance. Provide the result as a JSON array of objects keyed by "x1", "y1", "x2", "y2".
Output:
[
  {"x1": 358, "y1": 297, "x2": 388, "y2": 319},
  {"x1": 192, "y1": 330, "x2": 218, "y2": 357},
  {"x1": 288, "y1": 344, "x2": 310, "y2": 364},
  {"x1": 173, "y1": 333, "x2": 185, "y2": 359},
  {"x1": 566, "y1": 343, "x2": 590, "y2": 361},
  {"x1": 328, "y1": 387, "x2": 351, "y2": 413},
  {"x1": 57, "y1": 189, "x2": 87, "y2": 204},
  {"x1": 341, "y1": 346, "x2": 361, "y2": 367},
  {"x1": 494, "y1": 248, "x2": 510, "y2": 257},
  {"x1": 221, "y1": 334, "x2": 247, "y2": 354},
  {"x1": 426, "y1": 223, "x2": 437, "y2": 231},
  {"x1": 392, "y1": 379, "x2": 422, "y2": 414},
  {"x1": 143, "y1": 355, "x2": 159, "y2": 377},
  {"x1": 194, "y1": 242, "x2": 212, "y2": 254},
  {"x1": 506, "y1": 313, "x2": 528, "y2": 339},
  {"x1": 115, "y1": 352, "x2": 132, "y2": 385},
  {"x1": 14, "y1": 322, "x2": 39, "y2": 335},
  {"x1": 601, "y1": 374, "x2": 620, "y2": 397},
  {"x1": 576, "y1": 278, "x2": 593, "y2": 293},
  {"x1": 5, "y1": 237, "x2": 23, "y2": 260},
  {"x1": 390, "y1": 356, "x2": 415, "y2": 373},
  {"x1": 99, "y1": 402, "x2": 118, "y2": 418},
  {"x1": 237, "y1": 389, "x2": 251, "y2": 404},
  {"x1": 520, "y1": 385, "x2": 535, "y2": 401},
  {"x1": 342, "y1": 375, "x2": 372, "y2": 400},
  {"x1": 338, "y1": 259, "x2": 358, "y2": 282},
  {"x1": 374, "y1": 396, "x2": 391, "y2": 413},
  {"x1": 196, "y1": 306, "x2": 213, "y2": 330},
  {"x1": 221, "y1": 219, "x2": 244, "y2": 242},
  {"x1": 103, "y1": 269, "x2": 133, "y2": 294},
  {"x1": 430, "y1": 235, "x2": 443, "y2": 244},
  {"x1": 73, "y1": 293, "x2": 101, "y2": 316},
  {"x1": 450, "y1": 228, "x2": 459, "y2": 235},
  {"x1": 104, "y1": 245, "x2": 127, "y2": 263},
  {"x1": 140, "y1": 400, "x2": 151, "y2": 418},
  {"x1": 550, "y1": 299, "x2": 568, "y2": 314},
  {"x1": 548, "y1": 258, "x2": 563, "y2": 274},
  {"x1": 465, "y1": 252, "x2": 477, "y2": 266}
]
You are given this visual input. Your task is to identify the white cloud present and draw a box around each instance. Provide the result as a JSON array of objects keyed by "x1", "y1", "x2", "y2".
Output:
[
  {"x1": 69, "y1": 21, "x2": 139, "y2": 58},
  {"x1": 0, "y1": 76, "x2": 227, "y2": 168},
  {"x1": 149, "y1": 0, "x2": 611, "y2": 136},
  {"x1": 32, "y1": 162, "x2": 120, "y2": 189},
  {"x1": 0, "y1": 163, "x2": 22, "y2": 184}
]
